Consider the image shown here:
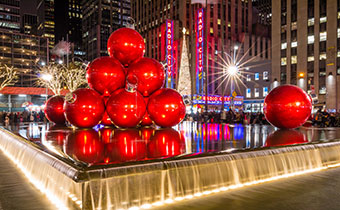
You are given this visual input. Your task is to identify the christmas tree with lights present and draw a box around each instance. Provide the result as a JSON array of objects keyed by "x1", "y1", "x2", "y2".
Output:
[{"x1": 177, "y1": 28, "x2": 191, "y2": 96}]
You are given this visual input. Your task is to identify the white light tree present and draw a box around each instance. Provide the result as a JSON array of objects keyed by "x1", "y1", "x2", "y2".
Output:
[
  {"x1": 36, "y1": 63, "x2": 64, "y2": 95},
  {"x1": 61, "y1": 62, "x2": 88, "y2": 92},
  {"x1": 0, "y1": 64, "x2": 19, "y2": 90},
  {"x1": 177, "y1": 28, "x2": 192, "y2": 96}
]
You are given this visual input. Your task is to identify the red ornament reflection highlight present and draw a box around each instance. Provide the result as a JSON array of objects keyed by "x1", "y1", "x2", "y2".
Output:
[
  {"x1": 64, "y1": 88, "x2": 105, "y2": 128},
  {"x1": 86, "y1": 56, "x2": 125, "y2": 96},
  {"x1": 127, "y1": 58, "x2": 165, "y2": 96},
  {"x1": 65, "y1": 129, "x2": 104, "y2": 164},
  {"x1": 44, "y1": 95, "x2": 66, "y2": 125},
  {"x1": 106, "y1": 129, "x2": 146, "y2": 163},
  {"x1": 263, "y1": 85, "x2": 312, "y2": 129},
  {"x1": 107, "y1": 28, "x2": 145, "y2": 66},
  {"x1": 148, "y1": 88, "x2": 186, "y2": 127},
  {"x1": 265, "y1": 129, "x2": 308, "y2": 147},
  {"x1": 99, "y1": 127, "x2": 113, "y2": 144},
  {"x1": 147, "y1": 128, "x2": 185, "y2": 158},
  {"x1": 106, "y1": 89, "x2": 146, "y2": 128},
  {"x1": 45, "y1": 125, "x2": 71, "y2": 147}
]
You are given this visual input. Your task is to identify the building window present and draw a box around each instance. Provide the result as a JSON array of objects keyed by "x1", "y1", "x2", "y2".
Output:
[
  {"x1": 320, "y1": 32, "x2": 327, "y2": 41},
  {"x1": 281, "y1": 57, "x2": 287, "y2": 66},
  {"x1": 291, "y1": 41, "x2": 297, "y2": 48},
  {"x1": 263, "y1": 71, "x2": 268, "y2": 80},
  {"x1": 263, "y1": 87, "x2": 269, "y2": 97},
  {"x1": 308, "y1": 18, "x2": 314, "y2": 26},
  {"x1": 291, "y1": 56, "x2": 297, "y2": 64},
  {"x1": 320, "y1": 53, "x2": 327, "y2": 60},
  {"x1": 254, "y1": 88, "x2": 259, "y2": 97},
  {"x1": 308, "y1": 35, "x2": 314, "y2": 44},
  {"x1": 281, "y1": 42, "x2": 287, "y2": 50},
  {"x1": 246, "y1": 74, "x2": 251, "y2": 81},
  {"x1": 308, "y1": 56, "x2": 314, "y2": 61},
  {"x1": 255, "y1": 73, "x2": 259, "y2": 80},
  {"x1": 320, "y1": 16, "x2": 327, "y2": 23},
  {"x1": 246, "y1": 88, "x2": 251, "y2": 98},
  {"x1": 338, "y1": 28, "x2": 340, "y2": 38}
]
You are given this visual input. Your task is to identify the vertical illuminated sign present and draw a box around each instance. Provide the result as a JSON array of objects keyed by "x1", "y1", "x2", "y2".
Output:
[
  {"x1": 196, "y1": 8, "x2": 204, "y2": 94},
  {"x1": 166, "y1": 19, "x2": 174, "y2": 88}
]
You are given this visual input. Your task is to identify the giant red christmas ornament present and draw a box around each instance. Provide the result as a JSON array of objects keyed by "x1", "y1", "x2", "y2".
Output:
[
  {"x1": 64, "y1": 88, "x2": 105, "y2": 128},
  {"x1": 44, "y1": 95, "x2": 66, "y2": 125},
  {"x1": 101, "y1": 97, "x2": 113, "y2": 126},
  {"x1": 148, "y1": 88, "x2": 186, "y2": 127},
  {"x1": 147, "y1": 128, "x2": 185, "y2": 159},
  {"x1": 265, "y1": 130, "x2": 308, "y2": 147},
  {"x1": 65, "y1": 129, "x2": 104, "y2": 165},
  {"x1": 140, "y1": 97, "x2": 153, "y2": 126},
  {"x1": 127, "y1": 58, "x2": 165, "y2": 96},
  {"x1": 106, "y1": 80, "x2": 146, "y2": 128},
  {"x1": 106, "y1": 129, "x2": 146, "y2": 163},
  {"x1": 263, "y1": 85, "x2": 312, "y2": 129},
  {"x1": 86, "y1": 56, "x2": 125, "y2": 96},
  {"x1": 107, "y1": 28, "x2": 145, "y2": 66}
]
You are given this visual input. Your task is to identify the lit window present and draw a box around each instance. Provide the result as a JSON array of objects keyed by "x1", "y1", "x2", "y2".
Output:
[
  {"x1": 291, "y1": 56, "x2": 297, "y2": 64},
  {"x1": 308, "y1": 35, "x2": 314, "y2": 44},
  {"x1": 320, "y1": 53, "x2": 326, "y2": 60},
  {"x1": 281, "y1": 42, "x2": 287, "y2": 50},
  {"x1": 255, "y1": 73, "x2": 259, "y2": 80},
  {"x1": 320, "y1": 17, "x2": 327, "y2": 23},
  {"x1": 291, "y1": 22, "x2": 297, "y2": 30},
  {"x1": 263, "y1": 87, "x2": 269, "y2": 97},
  {"x1": 281, "y1": 57, "x2": 287, "y2": 66},
  {"x1": 246, "y1": 74, "x2": 251, "y2": 81},
  {"x1": 338, "y1": 12, "x2": 340, "y2": 19},
  {"x1": 337, "y1": 52, "x2": 340, "y2": 57},
  {"x1": 263, "y1": 71, "x2": 268, "y2": 80},
  {"x1": 246, "y1": 88, "x2": 251, "y2": 98},
  {"x1": 217, "y1": 19, "x2": 221, "y2": 24},
  {"x1": 308, "y1": 18, "x2": 314, "y2": 26},
  {"x1": 308, "y1": 56, "x2": 314, "y2": 61},
  {"x1": 291, "y1": 41, "x2": 297, "y2": 48},
  {"x1": 255, "y1": 88, "x2": 259, "y2": 97},
  {"x1": 338, "y1": 28, "x2": 340, "y2": 38},
  {"x1": 210, "y1": 28, "x2": 213, "y2": 33},
  {"x1": 320, "y1": 32, "x2": 327, "y2": 41},
  {"x1": 319, "y1": 87, "x2": 326, "y2": 94}
]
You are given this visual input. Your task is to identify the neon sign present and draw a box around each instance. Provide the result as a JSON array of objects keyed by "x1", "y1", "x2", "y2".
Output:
[
  {"x1": 196, "y1": 8, "x2": 204, "y2": 94},
  {"x1": 193, "y1": 95, "x2": 244, "y2": 106},
  {"x1": 166, "y1": 19, "x2": 174, "y2": 88}
]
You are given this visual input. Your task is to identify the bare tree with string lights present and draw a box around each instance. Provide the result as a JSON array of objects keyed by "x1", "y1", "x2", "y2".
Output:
[
  {"x1": 61, "y1": 62, "x2": 88, "y2": 92},
  {"x1": 36, "y1": 63, "x2": 64, "y2": 95},
  {"x1": 0, "y1": 64, "x2": 19, "y2": 91}
]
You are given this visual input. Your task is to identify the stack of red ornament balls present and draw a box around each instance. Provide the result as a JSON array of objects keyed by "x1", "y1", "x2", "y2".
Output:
[{"x1": 44, "y1": 27, "x2": 186, "y2": 128}]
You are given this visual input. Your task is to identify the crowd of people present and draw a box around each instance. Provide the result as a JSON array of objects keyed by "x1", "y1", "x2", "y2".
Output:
[
  {"x1": 186, "y1": 109, "x2": 340, "y2": 128},
  {"x1": 0, "y1": 110, "x2": 46, "y2": 126}
]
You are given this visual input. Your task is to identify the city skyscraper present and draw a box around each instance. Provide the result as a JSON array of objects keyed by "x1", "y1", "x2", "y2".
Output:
[
  {"x1": 272, "y1": 0, "x2": 340, "y2": 110},
  {"x1": 0, "y1": 0, "x2": 20, "y2": 32},
  {"x1": 81, "y1": 0, "x2": 131, "y2": 61}
]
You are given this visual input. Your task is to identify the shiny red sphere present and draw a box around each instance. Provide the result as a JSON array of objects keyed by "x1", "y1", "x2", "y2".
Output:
[
  {"x1": 86, "y1": 56, "x2": 125, "y2": 96},
  {"x1": 147, "y1": 128, "x2": 185, "y2": 159},
  {"x1": 148, "y1": 88, "x2": 186, "y2": 127},
  {"x1": 64, "y1": 88, "x2": 105, "y2": 128},
  {"x1": 140, "y1": 97, "x2": 153, "y2": 126},
  {"x1": 127, "y1": 58, "x2": 165, "y2": 96},
  {"x1": 106, "y1": 89, "x2": 146, "y2": 128},
  {"x1": 265, "y1": 130, "x2": 308, "y2": 147},
  {"x1": 101, "y1": 97, "x2": 113, "y2": 126},
  {"x1": 264, "y1": 85, "x2": 312, "y2": 129},
  {"x1": 44, "y1": 95, "x2": 66, "y2": 125},
  {"x1": 106, "y1": 129, "x2": 146, "y2": 163},
  {"x1": 65, "y1": 129, "x2": 104, "y2": 165},
  {"x1": 107, "y1": 28, "x2": 145, "y2": 66}
]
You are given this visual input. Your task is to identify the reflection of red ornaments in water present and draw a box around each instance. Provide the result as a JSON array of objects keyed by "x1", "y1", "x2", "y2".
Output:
[
  {"x1": 107, "y1": 28, "x2": 145, "y2": 66},
  {"x1": 44, "y1": 95, "x2": 66, "y2": 125},
  {"x1": 106, "y1": 89, "x2": 146, "y2": 128},
  {"x1": 106, "y1": 129, "x2": 146, "y2": 163},
  {"x1": 86, "y1": 56, "x2": 125, "y2": 96},
  {"x1": 64, "y1": 88, "x2": 105, "y2": 128},
  {"x1": 127, "y1": 58, "x2": 165, "y2": 96},
  {"x1": 65, "y1": 129, "x2": 104, "y2": 164},
  {"x1": 148, "y1": 88, "x2": 186, "y2": 127},
  {"x1": 45, "y1": 125, "x2": 71, "y2": 146},
  {"x1": 265, "y1": 129, "x2": 308, "y2": 147},
  {"x1": 147, "y1": 128, "x2": 185, "y2": 158},
  {"x1": 264, "y1": 85, "x2": 312, "y2": 129}
]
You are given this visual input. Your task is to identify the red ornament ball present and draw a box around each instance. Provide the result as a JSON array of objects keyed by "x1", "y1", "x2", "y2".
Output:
[
  {"x1": 101, "y1": 97, "x2": 113, "y2": 126},
  {"x1": 44, "y1": 95, "x2": 66, "y2": 125},
  {"x1": 64, "y1": 88, "x2": 105, "y2": 128},
  {"x1": 140, "y1": 97, "x2": 153, "y2": 126},
  {"x1": 65, "y1": 129, "x2": 104, "y2": 165},
  {"x1": 107, "y1": 28, "x2": 145, "y2": 66},
  {"x1": 106, "y1": 89, "x2": 146, "y2": 128},
  {"x1": 86, "y1": 56, "x2": 125, "y2": 96},
  {"x1": 265, "y1": 130, "x2": 308, "y2": 147},
  {"x1": 148, "y1": 88, "x2": 186, "y2": 127},
  {"x1": 147, "y1": 128, "x2": 185, "y2": 159},
  {"x1": 263, "y1": 85, "x2": 312, "y2": 129},
  {"x1": 127, "y1": 58, "x2": 165, "y2": 96}
]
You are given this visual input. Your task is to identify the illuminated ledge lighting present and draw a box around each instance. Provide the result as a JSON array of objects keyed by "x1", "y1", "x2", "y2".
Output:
[{"x1": 131, "y1": 163, "x2": 340, "y2": 210}]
